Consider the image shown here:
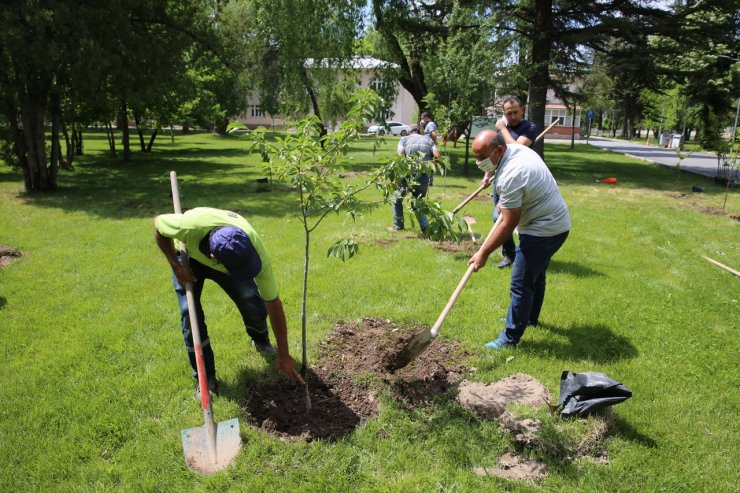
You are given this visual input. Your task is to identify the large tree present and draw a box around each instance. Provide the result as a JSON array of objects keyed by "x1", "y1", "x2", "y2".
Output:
[
  {"x1": 0, "y1": 0, "x2": 214, "y2": 190},
  {"x1": 371, "y1": 0, "x2": 455, "y2": 113},
  {"x1": 652, "y1": 0, "x2": 740, "y2": 151},
  {"x1": 491, "y1": 0, "x2": 674, "y2": 156},
  {"x1": 221, "y1": 0, "x2": 365, "y2": 132}
]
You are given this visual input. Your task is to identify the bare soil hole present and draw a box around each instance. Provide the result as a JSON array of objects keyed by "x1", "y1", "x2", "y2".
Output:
[
  {"x1": 0, "y1": 245, "x2": 24, "y2": 270},
  {"x1": 244, "y1": 318, "x2": 470, "y2": 440},
  {"x1": 432, "y1": 239, "x2": 479, "y2": 256}
]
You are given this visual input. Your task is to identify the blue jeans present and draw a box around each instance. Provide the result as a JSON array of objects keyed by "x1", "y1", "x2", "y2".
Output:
[
  {"x1": 496, "y1": 231, "x2": 569, "y2": 345},
  {"x1": 393, "y1": 173, "x2": 429, "y2": 231},
  {"x1": 172, "y1": 257, "x2": 269, "y2": 378},
  {"x1": 492, "y1": 192, "x2": 516, "y2": 259}
]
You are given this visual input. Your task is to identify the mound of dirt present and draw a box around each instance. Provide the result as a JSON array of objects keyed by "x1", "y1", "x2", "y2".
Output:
[
  {"x1": 458, "y1": 374, "x2": 550, "y2": 413},
  {"x1": 0, "y1": 245, "x2": 24, "y2": 270},
  {"x1": 458, "y1": 375, "x2": 551, "y2": 446},
  {"x1": 244, "y1": 318, "x2": 470, "y2": 440}
]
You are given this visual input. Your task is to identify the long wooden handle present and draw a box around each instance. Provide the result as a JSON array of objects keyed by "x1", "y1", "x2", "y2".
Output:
[
  {"x1": 170, "y1": 171, "x2": 213, "y2": 415},
  {"x1": 430, "y1": 215, "x2": 503, "y2": 338},
  {"x1": 453, "y1": 183, "x2": 489, "y2": 214},
  {"x1": 534, "y1": 118, "x2": 560, "y2": 143},
  {"x1": 703, "y1": 256, "x2": 740, "y2": 277},
  {"x1": 430, "y1": 264, "x2": 476, "y2": 338}
]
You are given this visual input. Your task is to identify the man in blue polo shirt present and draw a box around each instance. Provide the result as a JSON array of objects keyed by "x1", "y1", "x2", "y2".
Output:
[{"x1": 483, "y1": 95, "x2": 538, "y2": 268}]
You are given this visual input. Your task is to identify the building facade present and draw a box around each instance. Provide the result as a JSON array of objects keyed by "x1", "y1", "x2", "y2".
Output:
[{"x1": 234, "y1": 57, "x2": 417, "y2": 131}]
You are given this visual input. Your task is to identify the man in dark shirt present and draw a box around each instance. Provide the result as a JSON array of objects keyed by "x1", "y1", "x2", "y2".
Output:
[{"x1": 486, "y1": 95, "x2": 537, "y2": 268}]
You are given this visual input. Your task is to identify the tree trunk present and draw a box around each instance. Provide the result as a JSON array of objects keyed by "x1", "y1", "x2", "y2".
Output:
[
  {"x1": 7, "y1": 104, "x2": 31, "y2": 188},
  {"x1": 570, "y1": 102, "x2": 576, "y2": 150},
  {"x1": 134, "y1": 114, "x2": 147, "y2": 151},
  {"x1": 301, "y1": 67, "x2": 327, "y2": 147},
  {"x1": 119, "y1": 100, "x2": 130, "y2": 161},
  {"x1": 464, "y1": 120, "x2": 472, "y2": 176},
  {"x1": 146, "y1": 129, "x2": 158, "y2": 152},
  {"x1": 19, "y1": 83, "x2": 53, "y2": 191},
  {"x1": 104, "y1": 121, "x2": 117, "y2": 157},
  {"x1": 527, "y1": 0, "x2": 553, "y2": 159},
  {"x1": 75, "y1": 125, "x2": 83, "y2": 155},
  {"x1": 372, "y1": 0, "x2": 428, "y2": 112},
  {"x1": 49, "y1": 87, "x2": 63, "y2": 178},
  {"x1": 62, "y1": 115, "x2": 75, "y2": 169}
]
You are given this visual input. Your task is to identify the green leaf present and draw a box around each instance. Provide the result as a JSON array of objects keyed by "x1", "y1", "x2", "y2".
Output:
[{"x1": 327, "y1": 239, "x2": 359, "y2": 262}]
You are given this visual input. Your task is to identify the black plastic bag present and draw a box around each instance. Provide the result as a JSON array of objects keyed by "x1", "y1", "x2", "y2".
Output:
[{"x1": 556, "y1": 371, "x2": 632, "y2": 417}]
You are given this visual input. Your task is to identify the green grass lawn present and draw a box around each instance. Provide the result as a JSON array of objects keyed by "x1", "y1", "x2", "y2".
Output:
[{"x1": 1, "y1": 131, "x2": 738, "y2": 492}]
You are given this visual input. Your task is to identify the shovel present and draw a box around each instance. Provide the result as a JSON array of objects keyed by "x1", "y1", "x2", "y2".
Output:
[
  {"x1": 392, "y1": 215, "x2": 503, "y2": 369},
  {"x1": 169, "y1": 171, "x2": 242, "y2": 474}
]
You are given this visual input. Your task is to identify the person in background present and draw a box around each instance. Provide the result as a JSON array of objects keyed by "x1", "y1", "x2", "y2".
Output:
[
  {"x1": 390, "y1": 126, "x2": 440, "y2": 233},
  {"x1": 420, "y1": 111, "x2": 438, "y2": 185}
]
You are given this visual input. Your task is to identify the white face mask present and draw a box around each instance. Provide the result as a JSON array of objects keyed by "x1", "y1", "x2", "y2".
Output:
[{"x1": 476, "y1": 156, "x2": 495, "y2": 173}]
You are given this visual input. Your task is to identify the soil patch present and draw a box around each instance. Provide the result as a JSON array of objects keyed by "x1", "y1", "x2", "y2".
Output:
[
  {"x1": 372, "y1": 238, "x2": 397, "y2": 247},
  {"x1": 457, "y1": 191, "x2": 491, "y2": 204},
  {"x1": 669, "y1": 192, "x2": 736, "y2": 218},
  {"x1": 338, "y1": 171, "x2": 367, "y2": 179},
  {"x1": 458, "y1": 376, "x2": 550, "y2": 446},
  {"x1": 458, "y1": 374, "x2": 550, "y2": 410},
  {"x1": 0, "y1": 245, "x2": 24, "y2": 270},
  {"x1": 244, "y1": 318, "x2": 470, "y2": 440},
  {"x1": 432, "y1": 239, "x2": 478, "y2": 256},
  {"x1": 473, "y1": 452, "x2": 549, "y2": 482}
]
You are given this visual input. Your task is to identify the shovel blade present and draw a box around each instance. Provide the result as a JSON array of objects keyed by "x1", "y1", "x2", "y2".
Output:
[
  {"x1": 389, "y1": 329, "x2": 435, "y2": 371},
  {"x1": 181, "y1": 418, "x2": 241, "y2": 474}
]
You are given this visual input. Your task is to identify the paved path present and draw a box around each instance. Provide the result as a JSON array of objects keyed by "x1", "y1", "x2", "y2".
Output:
[{"x1": 584, "y1": 136, "x2": 737, "y2": 182}]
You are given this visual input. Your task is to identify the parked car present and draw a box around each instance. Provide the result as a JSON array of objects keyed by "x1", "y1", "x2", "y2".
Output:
[{"x1": 367, "y1": 121, "x2": 411, "y2": 136}]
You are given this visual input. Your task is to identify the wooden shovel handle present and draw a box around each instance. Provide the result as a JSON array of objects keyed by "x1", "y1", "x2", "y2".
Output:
[
  {"x1": 170, "y1": 171, "x2": 213, "y2": 414},
  {"x1": 703, "y1": 256, "x2": 740, "y2": 277},
  {"x1": 430, "y1": 215, "x2": 503, "y2": 337},
  {"x1": 453, "y1": 182, "x2": 489, "y2": 214},
  {"x1": 535, "y1": 118, "x2": 560, "y2": 143}
]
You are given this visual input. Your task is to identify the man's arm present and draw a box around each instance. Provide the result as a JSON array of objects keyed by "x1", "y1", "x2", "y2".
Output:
[
  {"x1": 516, "y1": 135, "x2": 533, "y2": 147},
  {"x1": 265, "y1": 297, "x2": 304, "y2": 383},
  {"x1": 468, "y1": 207, "x2": 521, "y2": 270},
  {"x1": 153, "y1": 218, "x2": 196, "y2": 285}
]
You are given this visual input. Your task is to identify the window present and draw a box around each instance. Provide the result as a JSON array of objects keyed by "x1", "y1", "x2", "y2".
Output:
[
  {"x1": 370, "y1": 79, "x2": 386, "y2": 93},
  {"x1": 249, "y1": 105, "x2": 265, "y2": 118},
  {"x1": 544, "y1": 108, "x2": 580, "y2": 127}
]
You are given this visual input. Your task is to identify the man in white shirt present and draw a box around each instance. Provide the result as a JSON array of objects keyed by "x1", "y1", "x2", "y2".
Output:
[{"x1": 469, "y1": 129, "x2": 570, "y2": 349}]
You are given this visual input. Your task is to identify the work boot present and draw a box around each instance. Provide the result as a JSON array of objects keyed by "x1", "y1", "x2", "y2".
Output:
[
  {"x1": 252, "y1": 339, "x2": 277, "y2": 357},
  {"x1": 195, "y1": 374, "x2": 218, "y2": 400},
  {"x1": 497, "y1": 255, "x2": 514, "y2": 269}
]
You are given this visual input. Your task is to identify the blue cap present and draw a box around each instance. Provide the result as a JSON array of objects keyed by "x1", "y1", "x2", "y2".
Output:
[{"x1": 208, "y1": 226, "x2": 262, "y2": 279}]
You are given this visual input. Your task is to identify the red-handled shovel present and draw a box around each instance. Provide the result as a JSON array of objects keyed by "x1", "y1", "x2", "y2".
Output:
[{"x1": 170, "y1": 171, "x2": 241, "y2": 474}]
